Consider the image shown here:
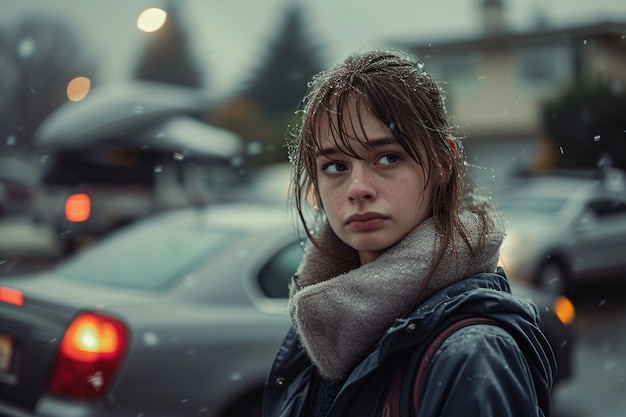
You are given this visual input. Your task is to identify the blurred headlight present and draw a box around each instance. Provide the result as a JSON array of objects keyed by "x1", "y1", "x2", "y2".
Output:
[{"x1": 499, "y1": 229, "x2": 540, "y2": 280}]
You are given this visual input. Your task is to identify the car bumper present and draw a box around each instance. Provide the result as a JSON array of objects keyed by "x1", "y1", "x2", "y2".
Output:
[{"x1": 0, "y1": 396, "x2": 169, "y2": 417}]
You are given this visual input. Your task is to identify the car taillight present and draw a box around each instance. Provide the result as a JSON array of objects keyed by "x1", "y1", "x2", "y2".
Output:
[
  {"x1": 48, "y1": 312, "x2": 128, "y2": 398},
  {"x1": 65, "y1": 193, "x2": 91, "y2": 223},
  {"x1": 0, "y1": 287, "x2": 23, "y2": 306},
  {"x1": 553, "y1": 296, "x2": 575, "y2": 326}
]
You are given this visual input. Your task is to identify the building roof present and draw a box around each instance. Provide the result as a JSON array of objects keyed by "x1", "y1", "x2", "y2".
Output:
[{"x1": 397, "y1": 20, "x2": 626, "y2": 53}]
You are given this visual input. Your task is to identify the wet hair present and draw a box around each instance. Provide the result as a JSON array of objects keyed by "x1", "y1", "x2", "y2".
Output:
[{"x1": 288, "y1": 49, "x2": 493, "y2": 277}]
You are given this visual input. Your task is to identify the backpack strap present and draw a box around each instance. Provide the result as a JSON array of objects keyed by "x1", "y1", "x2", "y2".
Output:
[
  {"x1": 412, "y1": 317, "x2": 502, "y2": 412},
  {"x1": 383, "y1": 317, "x2": 503, "y2": 417},
  {"x1": 381, "y1": 351, "x2": 407, "y2": 417}
]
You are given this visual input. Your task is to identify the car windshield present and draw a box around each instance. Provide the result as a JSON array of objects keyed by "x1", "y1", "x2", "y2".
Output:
[
  {"x1": 55, "y1": 223, "x2": 235, "y2": 290},
  {"x1": 497, "y1": 196, "x2": 568, "y2": 214}
]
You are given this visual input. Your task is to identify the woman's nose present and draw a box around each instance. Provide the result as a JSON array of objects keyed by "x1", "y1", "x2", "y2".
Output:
[{"x1": 347, "y1": 166, "x2": 376, "y2": 201}]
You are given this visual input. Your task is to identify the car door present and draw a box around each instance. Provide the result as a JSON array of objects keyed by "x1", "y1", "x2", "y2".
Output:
[{"x1": 573, "y1": 197, "x2": 626, "y2": 278}]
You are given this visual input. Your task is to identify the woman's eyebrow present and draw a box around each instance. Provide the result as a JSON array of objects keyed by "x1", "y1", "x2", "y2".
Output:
[{"x1": 315, "y1": 137, "x2": 398, "y2": 158}]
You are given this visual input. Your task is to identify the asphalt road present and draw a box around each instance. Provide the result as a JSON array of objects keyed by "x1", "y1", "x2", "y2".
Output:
[{"x1": 553, "y1": 283, "x2": 626, "y2": 417}]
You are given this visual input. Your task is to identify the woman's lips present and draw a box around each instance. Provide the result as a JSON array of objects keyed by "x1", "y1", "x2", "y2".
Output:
[{"x1": 346, "y1": 213, "x2": 387, "y2": 230}]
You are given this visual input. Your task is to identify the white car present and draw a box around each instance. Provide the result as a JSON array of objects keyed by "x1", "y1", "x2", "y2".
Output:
[
  {"x1": 33, "y1": 81, "x2": 244, "y2": 253},
  {"x1": 497, "y1": 168, "x2": 626, "y2": 294}
]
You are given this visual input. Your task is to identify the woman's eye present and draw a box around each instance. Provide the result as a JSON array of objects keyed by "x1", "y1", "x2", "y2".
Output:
[
  {"x1": 378, "y1": 153, "x2": 400, "y2": 165},
  {"x1": 323, "y1": 162, "x2": 347, "y2": 174}
]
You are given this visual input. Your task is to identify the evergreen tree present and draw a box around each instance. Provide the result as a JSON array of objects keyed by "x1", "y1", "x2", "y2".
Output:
[
  {"x1": 541, "y1": 80, "x2": 626, "y2": 172},
  {"x1": 213, "y1": 3, "x2": 325, "y2": 166},
  {"x1": 134, "y1": 1, "x2": 205, "y2": 88},
  {"x1": 241, "y1": 3, "x2": 324, "y2": 118},
  {"x1": 0, "y1": 16, "x2": 96, "y2": 153}
]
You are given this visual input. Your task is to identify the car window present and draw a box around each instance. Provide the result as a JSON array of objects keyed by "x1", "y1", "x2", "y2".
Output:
[
  {"x1": 55, "y1": 224, "x2": 236, "y2": 290},
  {"x1": 43, "y1": 148, "x2": 157, "y2": 186},
  {"x1": 586, "y1": 198, "x2": 626, "y2": 217},
  {"x1": 258, "y1": 241, "x2": 303, "y2": 299}
]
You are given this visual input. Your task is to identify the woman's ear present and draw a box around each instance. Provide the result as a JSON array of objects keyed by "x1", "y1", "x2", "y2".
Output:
[
  {"x1": 305, "y1": 181, "x2": 325, "y2": 211},
  {"x1": 447, "y1": 136, "x2": 457, "y2": 158}
]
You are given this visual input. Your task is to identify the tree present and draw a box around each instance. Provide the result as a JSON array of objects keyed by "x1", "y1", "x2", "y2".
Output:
[
  {"x1": 241, "y1": 3, "x2": 324, "y2": 118},
  {"x1": 213, "y1": 3, "x2": 325, "y2": 166},
  {"x1": 0, "y1": 16, "x2": 96, "y2": 153},
  {"x1": 133, "y1": 1, "x2": 205, "y2": 89},
  {"x1": 540, "y1": 80, "x2": 626, "y2": 172}
]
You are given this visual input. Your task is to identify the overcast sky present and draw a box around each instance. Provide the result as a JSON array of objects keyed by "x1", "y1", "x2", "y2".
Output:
[{"x1": 2, "y1": 0, "x2": 626, "y2": 97}]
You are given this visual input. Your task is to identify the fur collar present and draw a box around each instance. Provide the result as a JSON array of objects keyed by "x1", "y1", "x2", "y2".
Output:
[{"x1": 288, "y1": 211, "x2": 504, "y2": 381}]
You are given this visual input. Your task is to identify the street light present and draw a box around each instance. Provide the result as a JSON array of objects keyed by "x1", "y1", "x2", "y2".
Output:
[
  {"x1": 137, "y1": 8, "x2": 168, "y2": 33},
  {"x1": 66, "y1": 76, "x2": 91, "y2": 102}
]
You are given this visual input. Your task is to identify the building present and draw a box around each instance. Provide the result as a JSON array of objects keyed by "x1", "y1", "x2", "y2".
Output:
[{"x1": 398, "y1": 0, "x2": 626, "y2": 187}]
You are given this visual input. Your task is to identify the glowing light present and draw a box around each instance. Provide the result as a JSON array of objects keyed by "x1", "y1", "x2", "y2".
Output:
[
  {"x1": 65, "y1": 193, "x2": 91, "y2": 223},
  {"x1": 0, "y1": 287, "x2": 24, "y2": 306},
  {"x1": 137, "y1": 8, "x2": 167, "y2": 32},
  {"x1": 61, "y1": 314, "x2": 123, "y2": 359},
  {"x1": 49, "y1": 312, "x2": 127, "y2": 397},
  {"x1": 17, "y1": 37, "x2": 36, "y2": 58},
  {"x1": 553, "y1": 296, "x2": 576, "y2": 326},
  {"x1": 66, "y1": 77, "x2": 91, "y2": 102}
]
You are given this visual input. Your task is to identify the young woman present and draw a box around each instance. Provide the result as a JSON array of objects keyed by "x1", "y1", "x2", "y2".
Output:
[{"x1": 263, "y1": 50, "x2": 556, "y2": 417}]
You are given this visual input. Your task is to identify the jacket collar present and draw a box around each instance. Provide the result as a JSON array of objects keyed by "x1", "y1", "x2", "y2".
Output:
[{"x1": 288, "y1": 211, "x2": 504, "y2": 381}]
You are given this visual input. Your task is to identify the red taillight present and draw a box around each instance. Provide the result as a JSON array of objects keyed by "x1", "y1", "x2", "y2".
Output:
[
  {"x1": 0, "y1": 287, "x2": 23, "y2": 306},
  {"x1": 65, "y1": 193, "x2": 91, "y2": 223},
  {"x1": 48, "y1": 312, "x2": 128, "y2": 398}
]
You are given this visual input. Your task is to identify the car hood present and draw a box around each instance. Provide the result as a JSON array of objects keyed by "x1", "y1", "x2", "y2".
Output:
[{"x1": 503, "y1": 212, "x2": 567, "y2": 238}]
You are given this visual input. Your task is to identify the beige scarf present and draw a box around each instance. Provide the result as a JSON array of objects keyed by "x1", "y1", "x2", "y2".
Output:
[{"x1": 288, "y1": 211, "x2": 504, "y2": 381}]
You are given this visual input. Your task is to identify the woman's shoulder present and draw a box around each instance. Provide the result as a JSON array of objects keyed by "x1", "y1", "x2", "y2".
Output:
[
  {"x1": 435, "y1": 321, "x2": 521, "y2": 359},
  {"x1": 385, "y1": 270, "x2": 543, "y2": 361},
  {"x1": 405, "y1": 270, "x2": 512, "y2": 322},
  {"x1": 414, "y1": 322, "x2": 544, "y2": 417}
]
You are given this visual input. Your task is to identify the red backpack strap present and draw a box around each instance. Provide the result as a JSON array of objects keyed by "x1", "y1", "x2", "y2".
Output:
[{"x1": 382, "y1": 317, "x2": 502, "y2": 417}]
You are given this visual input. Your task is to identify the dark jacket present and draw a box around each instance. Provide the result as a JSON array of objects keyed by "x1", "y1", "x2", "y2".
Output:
[{"x1": 263, "y1": 270, "x2": 557, "y2": 417}]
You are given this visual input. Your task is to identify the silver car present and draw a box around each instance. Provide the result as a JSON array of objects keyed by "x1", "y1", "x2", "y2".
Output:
[
  {"x1": 0, "y1": 203, "x2": 574, "y2": 417},
  {"x1": 497, "y1": 168, "x2": 626, "y2": 294}
]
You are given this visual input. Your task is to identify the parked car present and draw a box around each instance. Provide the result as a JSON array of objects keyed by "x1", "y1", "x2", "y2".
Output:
[
  {"x1": 0, "y1": 177, "x2": 33, "y2": 218},
  {"x1": 0, "y1": 203, "x2": 574, "y2": 417},
  {"x1": 497, "y1": 168, "x2": 626, "y2": 294},
  {"x1": 33, "y1": 81, "x2": 245, "y2": 253},
  {"x1": 0, "y1": 158, "x2": 38, "y2": 218}
]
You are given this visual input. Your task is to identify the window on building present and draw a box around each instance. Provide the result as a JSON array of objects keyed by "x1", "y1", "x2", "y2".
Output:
[
  {"x1": 515, "y1": 43, "x2": 570, "y2": 91},
  {"x1": 424, "y1": 52, "x2": 481, "y2": 96}
]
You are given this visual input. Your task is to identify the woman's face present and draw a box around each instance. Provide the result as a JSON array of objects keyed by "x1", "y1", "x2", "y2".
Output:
[{"x1": 314, "y1": 102, "x2": 434, "y2": 264}]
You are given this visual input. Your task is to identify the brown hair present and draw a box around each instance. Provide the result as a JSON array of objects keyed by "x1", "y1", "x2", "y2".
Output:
[{"x1": 288, "y1": 49, "x2": 492, "y2": 279}]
